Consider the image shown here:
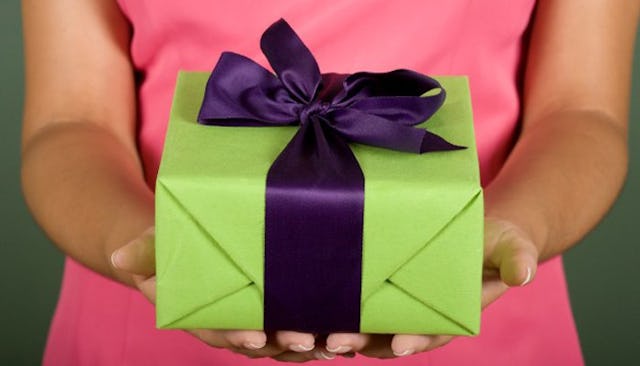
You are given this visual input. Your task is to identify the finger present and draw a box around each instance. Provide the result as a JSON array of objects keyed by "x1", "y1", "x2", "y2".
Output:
[
  {"x1": 325, "y1": 333, "x2": 372, "y2": 354},
  {"x1": 492, "y1": 239, "x2": 537, "y2": 287},
  {"x1": 189, "y1": 329, "x2": 230, "y2": 348},
  {"x1": 356, "y1": 334, "x2": 395, "y2": 359},
  {"x1": 485, "y1": 223, "x2": 538, "y2": 286},
  {"x1": 237, "y1": 345, "x2": 288, "y2": 359},
  {"x1": 111, "y1": 226, "x2": 156, "y2": 276},
  {"x1": 273, "y1": 331, "x2": 315, "y2": 353},
  {"x1": 220, "y1": 330, "x2": 267, "y2": 350},
  {"x1": 481, "y1": 277, "x2": 509, "y2": 309},
  {"x1": 134, "y1": 275, "x2": 156, "y2": 304},
  {"x1": 500, "y1": 248, "x2": 537, "y2": 287},
  {"x1": 390, "y1": 334, "x2": 434, "y2": 357},
  {"x1": 190, "y1": 329, "x2": 283, "y2": 358},
  {"x1": 271, "y1": 351, "x2": 317, "y2": 363},
  {"x1": 312, "y1": 350, "x2": 337, "y2": 361}
]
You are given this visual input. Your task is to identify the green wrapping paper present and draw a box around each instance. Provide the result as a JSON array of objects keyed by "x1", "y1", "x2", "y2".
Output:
[{"x1": 156, "y1": 72, "x2": 483, "y2": 335}]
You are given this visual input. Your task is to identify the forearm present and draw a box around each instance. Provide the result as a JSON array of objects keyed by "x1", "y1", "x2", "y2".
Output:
[
  {"x1": 21, "y1": 122, "x2": 153, "y2": 285},
  {"x1": 485, "y1": 109, "x2": 627, "y2": 260}
]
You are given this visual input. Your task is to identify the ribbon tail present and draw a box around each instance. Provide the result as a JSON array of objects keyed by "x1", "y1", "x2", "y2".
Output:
[
  {"x1": 421, "y1": 130, "x2": 466, "y2": 152},
  {"x1": 327, "y1": 108, "x2": 464, "y2": 153}
]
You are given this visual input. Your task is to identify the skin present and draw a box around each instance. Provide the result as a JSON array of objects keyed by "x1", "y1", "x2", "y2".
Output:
[{"x1": 21, "y1": 0, "x2": 639, "y2": 362}]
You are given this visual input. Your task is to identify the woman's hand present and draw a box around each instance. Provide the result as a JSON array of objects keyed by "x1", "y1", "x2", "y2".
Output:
[
  {"x1": 111, "y1": 227, "x2": 334, "y2": 362},
  {"x1": 113, "y1": 218, "x2": 538, "y2": 362},
  {"x1": 316, "y1": 217, "x2": 539, "y2": 359}
]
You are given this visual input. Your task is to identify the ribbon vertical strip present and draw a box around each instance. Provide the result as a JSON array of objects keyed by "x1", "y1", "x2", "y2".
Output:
[{"x1": 265, "y1": 113, "x2": 364, "y2": 333}]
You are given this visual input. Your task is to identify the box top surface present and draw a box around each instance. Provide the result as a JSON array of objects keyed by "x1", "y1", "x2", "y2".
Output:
[{"x1": 158, "y1": 72, "x2": 480, "y2": 189}]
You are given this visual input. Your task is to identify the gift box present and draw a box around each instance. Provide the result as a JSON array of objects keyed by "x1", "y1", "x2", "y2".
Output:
[{"x1": 156, "y1": 20, "x2": 483, "y2": 335}]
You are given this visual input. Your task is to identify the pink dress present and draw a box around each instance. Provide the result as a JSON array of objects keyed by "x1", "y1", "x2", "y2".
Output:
[{"x1": 43, "y1": 1, "x2": 584, "y2": 365}]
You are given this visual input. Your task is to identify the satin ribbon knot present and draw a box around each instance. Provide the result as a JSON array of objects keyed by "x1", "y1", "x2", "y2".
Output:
[{"x1": 298, "y1": 100, "x2": 332, "y2": 125}]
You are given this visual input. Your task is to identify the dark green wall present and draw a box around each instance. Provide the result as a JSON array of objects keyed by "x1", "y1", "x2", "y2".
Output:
[
  {"x1": 1, "y1": 2, "x2": 65, "y2": 366},
  {"x1": 1, "y1": 2, "x2": 638, "y2": 365}
]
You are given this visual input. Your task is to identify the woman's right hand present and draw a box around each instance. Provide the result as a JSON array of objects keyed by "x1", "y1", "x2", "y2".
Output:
[{"x1": 110, "y1": 227, "x2": 338, "y2": 362}]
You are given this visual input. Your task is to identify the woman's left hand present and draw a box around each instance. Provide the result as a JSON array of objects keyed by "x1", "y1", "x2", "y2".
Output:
[{"x1": 320, "y1": 217, "x2": 539, "y2": 359}]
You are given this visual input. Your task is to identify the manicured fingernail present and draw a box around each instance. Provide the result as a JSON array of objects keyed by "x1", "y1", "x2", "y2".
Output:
[
  {"x1": 243, "y1": 342, "x2": 266, "y2": 350},
  {"x1": 314, "y1": 351, "x2": 336, "y2": 360},
  {"x1": 520, "y1": 267, "x2": 532, "y2": 286},
  {"x1": 290, "y1": 343, "x2": 314, "y2": 352},
  {"x1": 110, "y1": 250, "x2": 122, "y2": 269},
  {"x1": 393, "y1": 349, "x2": 414, "y2": 357},
  {"x1": 326, "y1": 345, "x2": 352, "y2": 353}
]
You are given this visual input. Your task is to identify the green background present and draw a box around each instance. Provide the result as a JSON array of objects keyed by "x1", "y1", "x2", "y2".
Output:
[{"x1": 0, "y1": 2, "x2": 637, "y2": 365}]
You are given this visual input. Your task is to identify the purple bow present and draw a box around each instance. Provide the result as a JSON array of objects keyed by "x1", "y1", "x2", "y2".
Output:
[{"x1": 198, "y1": 19, "x2": 463, "y2": 333}]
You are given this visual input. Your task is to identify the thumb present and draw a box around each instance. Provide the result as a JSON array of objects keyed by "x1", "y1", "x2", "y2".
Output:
[
  {"x1": 111, "y1": 226, "x2": 156, "y2": 277},
  {"x1": 485, "y1": 220, "x2": 538, "y2": 287},
  {"x1": 496, "y1": 242, "x2": 537, "y2": 287}
]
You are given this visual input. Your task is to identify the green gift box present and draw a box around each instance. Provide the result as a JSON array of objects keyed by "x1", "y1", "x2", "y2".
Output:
[{"x1": 156, "y1": 71, "x2": 483, "y2": 335}]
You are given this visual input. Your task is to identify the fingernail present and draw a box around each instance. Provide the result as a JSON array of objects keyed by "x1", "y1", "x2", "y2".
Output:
[
  {"x1": 290, "y1": 343, "x2": 314, "y2": 352},
  {"x1": 243, "y1": 342, "x2": 266, "y2": 350},
  {"x1": 520, "y1": 267, "x2": 533, "y2": 286},
  {"x1": 326, "y1": 345, "x2": 352, "y2": 353},
  {"x1": 393, "y1": 349, "x2": 414, "y2": 357},
  {"x1": 314, "y1": 351, "x2": 336, "y2": 360},
  {"x1": 110, "y1": 250, "x2": 122, "y2": 269}
]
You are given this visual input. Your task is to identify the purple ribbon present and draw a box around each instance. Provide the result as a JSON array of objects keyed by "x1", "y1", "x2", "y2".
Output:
[{"x1": 198, "y1": 19, "x2": 462, "y2": 333}]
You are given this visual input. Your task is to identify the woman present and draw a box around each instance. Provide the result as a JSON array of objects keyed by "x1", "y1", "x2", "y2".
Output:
[{"x1": 21, "y1": 0, "x2": 639, "y2": 364}]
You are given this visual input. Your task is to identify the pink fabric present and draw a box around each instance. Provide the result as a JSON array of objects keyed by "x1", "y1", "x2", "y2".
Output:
[{"x1": 43, "y1": 1, "x2": 584, "y2": 365}]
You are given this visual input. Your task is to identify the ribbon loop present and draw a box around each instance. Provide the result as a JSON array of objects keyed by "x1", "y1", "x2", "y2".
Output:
[
  {"x1": 260, "y1": 19, "x2": 322, "y2": 104},
  {"x1": 198, "y1": 52, "x2": 299, "y2": 126}
]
